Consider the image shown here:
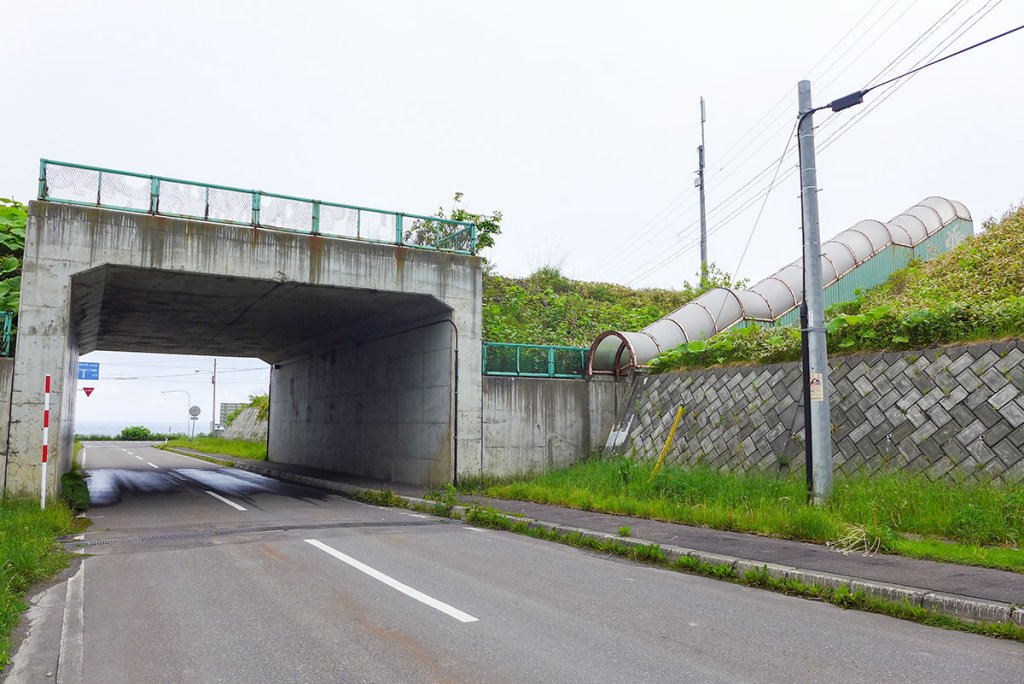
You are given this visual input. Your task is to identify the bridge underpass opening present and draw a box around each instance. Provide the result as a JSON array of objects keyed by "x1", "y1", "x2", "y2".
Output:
[
  {"x1": 72, "y1": 350, "x2": 271, "y2": 439},
  {"x1": 4, "y1": 202, "x2": 482, "y2": 497},
  {"x1": 70, "y1": 265, "x2": 458, "y2": 485}
]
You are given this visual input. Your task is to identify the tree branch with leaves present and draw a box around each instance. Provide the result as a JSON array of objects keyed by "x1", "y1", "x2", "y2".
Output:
[{"x1": 405, "y1": 192, "x2": 502, "y2": 258}]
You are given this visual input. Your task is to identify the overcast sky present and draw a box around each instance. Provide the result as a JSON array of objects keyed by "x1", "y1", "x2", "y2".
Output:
[{"x1": 3, "y1": 1, "x2": 1022, "y2": 431}]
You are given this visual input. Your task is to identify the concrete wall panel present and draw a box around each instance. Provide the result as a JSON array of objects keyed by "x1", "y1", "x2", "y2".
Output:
[
  {"x1": 0, "y1": 358, "x2": 14, "y2": 493},
  {"x1": 480, "y1": 375, "x2": 630, "y2": 477},
  {"x1": 4, "y1": 202, "x2": 482, "y2": 496}
]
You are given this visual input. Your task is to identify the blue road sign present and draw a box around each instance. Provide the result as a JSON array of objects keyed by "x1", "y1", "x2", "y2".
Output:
[{"x1": 78, "y1": 362, "x2": 100, "y2": 380}]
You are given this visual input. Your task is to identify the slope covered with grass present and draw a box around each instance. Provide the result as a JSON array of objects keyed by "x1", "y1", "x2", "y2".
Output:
[
  {"x1": 860, "y1": 205, "x2": 1024, "y2": 309},
  {"x1": 483, "y1": 264, "x2": 742, "y2": 347},
  {"x1": 650, "y1": 204, "x2": 1024, "y2": 372}
]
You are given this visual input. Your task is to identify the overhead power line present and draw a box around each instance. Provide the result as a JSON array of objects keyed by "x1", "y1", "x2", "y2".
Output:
[
  {"x1": 821, "y1": 16, "x2": 1022, "y2": 113},
  {"x1": 589, "y1": 0, "x2": 904, "y2": 276},
  {"x1": 623, "y1": 1, "x2": 1015, "y2": 286}
]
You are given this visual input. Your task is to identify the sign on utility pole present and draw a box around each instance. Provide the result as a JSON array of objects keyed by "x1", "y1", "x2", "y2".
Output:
[{"x1": 797, "y1": 80, "x2": 833, "y2": 504}]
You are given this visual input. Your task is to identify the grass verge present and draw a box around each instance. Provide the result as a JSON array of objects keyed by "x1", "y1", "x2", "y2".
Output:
[
  {"x1": 0, "y1": 499, "x2": 76, "y2": 669},
  {"x1": 461, "y1": 458, "x2": 1024, "y2": 573},
  {"x1": 163, "y1": 437, "x2": 267, "y2": 461}
]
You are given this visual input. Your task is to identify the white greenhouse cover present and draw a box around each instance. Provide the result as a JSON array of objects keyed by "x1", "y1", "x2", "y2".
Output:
[{"x1": 589, "y1": 197, "x2": 971, "y2": 375}]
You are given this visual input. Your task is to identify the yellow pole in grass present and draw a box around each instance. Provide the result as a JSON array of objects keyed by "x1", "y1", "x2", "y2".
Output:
[{"x1": 650, "y1": 406, "x2": 685, "y2": 482}]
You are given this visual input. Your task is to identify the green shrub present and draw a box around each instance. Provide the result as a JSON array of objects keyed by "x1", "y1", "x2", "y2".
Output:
[
  {"x1": 60, "y1": 462, "x2": 90, "y2": 512},
  {"x1": 118, "y1": 425, "x2": 154, "y2": 440},
  {"x1": 949, "y1": 504, "x2": 1005, "y2": 546},
  {"x1": 483, "y1": 263, "x2": 745, "y2": 347}
]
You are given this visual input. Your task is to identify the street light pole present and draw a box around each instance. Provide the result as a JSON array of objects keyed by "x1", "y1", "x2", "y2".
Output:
[
  {"x1": 797, "y1": 80, "x2": 833, "y2": 504},
  {"x1": 161, "y1": 389, "x2": 191, "y2": 438}
]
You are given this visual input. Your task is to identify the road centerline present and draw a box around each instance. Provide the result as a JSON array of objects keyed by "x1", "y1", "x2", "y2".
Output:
[
  {"x1": 205, "y1": 490, "x2": 247, "y2": 511},
  {"x1": 304, "y1": 539, "x2": 478, "y2": 623}
]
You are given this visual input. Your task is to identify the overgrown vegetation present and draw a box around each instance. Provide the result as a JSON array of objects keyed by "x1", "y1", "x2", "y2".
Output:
[
  {"x1": 484, "y1": 263, "x2": 744, "y2": 346},
  {"x1": 164, "y1": 436, "x2": 267, "y2": 461},
  {"x1": 224, "y1": 394, "x2": 269, "y2": 426},
  {"x1": 405, "y1": 192, "x2": 503, "y2": 255},
  {"x1": 0, "y1": 499, "x2": 76, "y2": 668},
  {"x1": 0, "y1": 198, "x2": 26, "y2": 355},
  {"x1": 463, "y1": 457, "x2": 1024, "y2": 573},
  {"x1": 76, "y1": 427, "x2": 186, "y2": 441},
  {"x1": 60, "y1": 461, "x2": 90, "y2": 512},
  {"x1": 650, "y1": 204, "x2": 1024, "y2": 372}
]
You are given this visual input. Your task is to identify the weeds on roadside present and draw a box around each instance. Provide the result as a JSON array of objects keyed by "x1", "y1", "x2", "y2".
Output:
[
  {"x1": 1, "y1": 499, "x2": 76, "y2": 668},
  {"x1": 355, "y1": 489, "x2": 409, "y2": 508},
  {"x1": 473, "y1": 458, "x2": 1024, "y2": 573},
  {"x1": 60, "y1": 461, "x2": 90, "y2": 512}
]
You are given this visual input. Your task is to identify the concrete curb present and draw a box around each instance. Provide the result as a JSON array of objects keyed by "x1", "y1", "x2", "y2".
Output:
[{"x1": 189, "y1": 456, "x2": 1024, "y2": 629}]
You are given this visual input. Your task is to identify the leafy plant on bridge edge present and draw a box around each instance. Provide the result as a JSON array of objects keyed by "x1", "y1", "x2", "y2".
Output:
[{"x1": 405, "y1": 193, "x2": 502, "y2": 257}]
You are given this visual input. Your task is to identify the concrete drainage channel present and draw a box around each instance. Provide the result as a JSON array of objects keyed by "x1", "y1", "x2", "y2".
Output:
[{"x1": 162, "y1": 448, "x2": 1024, "y2": 632}]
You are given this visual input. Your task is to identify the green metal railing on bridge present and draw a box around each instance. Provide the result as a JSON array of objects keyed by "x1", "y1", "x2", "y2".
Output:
[
  {"x1": 482, "y1": 342, "x2": 588, "y2": 379},
  {"x1": 1, "y1": 311, "x2": 12, "y2": 357},
  {"x1": 37, "y1": 160, "x2": 478, "y2": 254}
]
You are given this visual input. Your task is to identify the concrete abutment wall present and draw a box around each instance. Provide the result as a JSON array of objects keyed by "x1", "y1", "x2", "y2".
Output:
[
  {"x1": 0, "y1": 357, "x2": 14, "y2": 493},
  {"x1": 271, "y1": 321, "x2": 459, "y2": 485},
  {"x1": 476, "y1": 375, "x2": 629, "y2": 476},
  {"x1": 3, "y1": 202, "x2": 482, "y2": 497}
]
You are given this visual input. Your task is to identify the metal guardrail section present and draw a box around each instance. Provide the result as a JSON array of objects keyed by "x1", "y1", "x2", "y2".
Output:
[
  {"x1": 37, "y1": 160, "x2": 478, "y2": 254},
  {"x1": 1, "y1": 310, "x2": 12, "y2": 357},
  {"x1": 482, "y1": 342, "x2": 588, "y2": 378}
]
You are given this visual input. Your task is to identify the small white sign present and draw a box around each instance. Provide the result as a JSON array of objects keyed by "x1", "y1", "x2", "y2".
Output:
[{"x1": 810, "y1": 373, "x2": 824, "y2": 401}]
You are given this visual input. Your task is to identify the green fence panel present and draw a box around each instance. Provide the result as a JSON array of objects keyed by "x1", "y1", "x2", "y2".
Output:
[
  {"x1": 482, "y1": 343, "x2": 588, "y2": 379},
  {"x1": 1, "y1": 311, "x2": 12, "y2": 357}
]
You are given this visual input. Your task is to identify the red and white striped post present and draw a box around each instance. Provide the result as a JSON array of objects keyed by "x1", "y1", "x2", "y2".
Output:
[{"x1": 41, "y1": 374, "x2": 51, "y2": 510}]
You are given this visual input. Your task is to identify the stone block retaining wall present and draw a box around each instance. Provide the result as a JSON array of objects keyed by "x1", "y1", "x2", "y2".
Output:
[{"x1": 609, "y1": 340, "x2": 1024, "y2": 482}]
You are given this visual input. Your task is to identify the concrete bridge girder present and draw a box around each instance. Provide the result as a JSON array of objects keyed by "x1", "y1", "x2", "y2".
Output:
[{"x1": 2, "y1": 202, "x2": 482, "y2": 496}]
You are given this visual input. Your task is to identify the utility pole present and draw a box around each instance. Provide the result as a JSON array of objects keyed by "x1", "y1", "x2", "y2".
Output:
[
  {"x1": 797, "y1": 80, "x2": 833, "y2": 504},
  {"x1": 211, "y1": 358, "x2": 217, "y2": 435},
  {"x1": 695, "y1": 97, "x2": 708, "y2": 287}
]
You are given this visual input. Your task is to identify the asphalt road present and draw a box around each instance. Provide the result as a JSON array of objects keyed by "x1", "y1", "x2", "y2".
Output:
[{"x1": 9, "y1": 442, "x2": 1023, "y2": 683}]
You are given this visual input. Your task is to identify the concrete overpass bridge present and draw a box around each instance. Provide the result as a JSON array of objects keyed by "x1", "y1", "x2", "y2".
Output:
[{"x1": 1, "y1": 161, "x2": 483, "y2": 498}]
